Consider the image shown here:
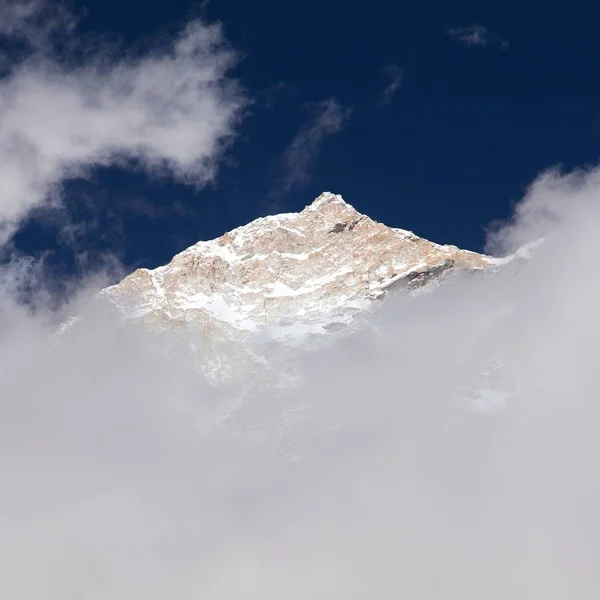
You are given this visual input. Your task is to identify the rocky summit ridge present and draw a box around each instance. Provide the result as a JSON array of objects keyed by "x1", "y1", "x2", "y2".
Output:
[{"x1": 94, "y1": 192, "x2": 496, "y2": 382}]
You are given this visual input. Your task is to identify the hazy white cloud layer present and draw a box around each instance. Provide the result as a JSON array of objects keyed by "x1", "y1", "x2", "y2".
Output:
[
  {"x1": 0, "y1": 0, "x2": 245, "y2": 237},
  {"x1": 2, "y1": 161, "x2": 600, "y2": 598}
]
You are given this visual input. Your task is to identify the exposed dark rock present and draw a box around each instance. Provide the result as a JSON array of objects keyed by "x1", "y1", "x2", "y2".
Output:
[
  {"x1": 348, "y1": 217, "x2": 363, "y2": 231},
  {"x1": 405, "y1": 260, "x2": 456, "y2": 289},
  {"x1": 329, "y1": 222, "x2": 348, "y2": 233}
]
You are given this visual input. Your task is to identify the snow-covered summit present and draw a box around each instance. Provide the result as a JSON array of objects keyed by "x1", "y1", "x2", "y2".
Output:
[
  {"x1": 306, "y1": 190, "x2": 352, "y2": 211},
  {"x1": 95, "y1": 192, "x2": 494, "y2": 381},
  {"x1": 101, "y1": 193, "x2": 488, "y2": 325}
]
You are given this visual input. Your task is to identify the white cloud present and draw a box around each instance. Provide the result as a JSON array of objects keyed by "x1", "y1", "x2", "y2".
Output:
[
  {"x1": 447, "y1": 24, "x2": 508, "y2": 49},
  {"x1": 486, "y1": 165, "x2": 600, "y2": 255},
  {"x1": 0, "y1": 1, "x2": 246, "y2": 239},
  {"x1": 2, "y1": 4, "x2": 600, "y2": 598},
  {"x1": 273, "y1": 98, "x2": 351, "y2": 196},
  {"x1": 260, "y1": 80, "x2": 287, "y2": 109},
  {"x1": 379, "y1": 65, "x2": 403, "y2": 106},
  {"x1": 0, "y1": 0, "x2": 73, "y2": 43},
  {"x1": 3, "y1": 162, "x2": 600, "y2": 596}
]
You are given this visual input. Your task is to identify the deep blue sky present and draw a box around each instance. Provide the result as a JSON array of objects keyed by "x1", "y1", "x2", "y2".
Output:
[{"x1": 11, "y1": 0, "x2": 600, "y2": 286}]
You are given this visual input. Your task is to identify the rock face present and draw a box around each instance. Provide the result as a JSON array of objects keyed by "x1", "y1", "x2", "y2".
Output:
[{"x1": 97, "y1": 192, "x2": 494, "y2": 382}]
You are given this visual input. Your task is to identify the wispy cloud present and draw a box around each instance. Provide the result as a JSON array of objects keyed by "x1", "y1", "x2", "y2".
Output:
[
  {"x1": 121, "y1": 197, "x2": 195, "y2": 220},
  {"x1": 0, "y1": 0, "x2": 76, "y2": 47},
  {"x1": 379, "y1": 65, "x2": 404, "y2": 106},
  {"x1": 447, "y1": 24, "x2": 508, "y2": 49},
  {"x1": 272, "y1": 98, "x2": 351, "y2": 198},
  {"x1": 0, "y1": 0, "x2": 246, "y2": 241},
  {"x1": 260, "y1": 80, "x2": 288, "y2": 109}
]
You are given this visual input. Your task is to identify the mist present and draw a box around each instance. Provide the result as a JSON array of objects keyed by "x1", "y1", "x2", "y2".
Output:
[{"x1": 1, "y1": 164, "x2": 600, "y2": 598}]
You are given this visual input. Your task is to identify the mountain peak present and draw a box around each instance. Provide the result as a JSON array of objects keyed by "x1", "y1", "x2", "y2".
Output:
[
  {"x1": 97, "y1": 192, "x2": 492, "y2": 382},
  {"x1": 307, "y1": 191, "x2": 346, "y2": 208},
  {"x1": 304, "y1": 192, "x2": 357, "y2": 216}
]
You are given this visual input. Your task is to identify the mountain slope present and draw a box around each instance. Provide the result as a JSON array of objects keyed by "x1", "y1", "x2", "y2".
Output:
[
  {"x1": 103, "y1": 193, "x2": 490, "y2": 327},
  {"x1": 87, "y1": 192, "x2": 498, "y2": 383}
]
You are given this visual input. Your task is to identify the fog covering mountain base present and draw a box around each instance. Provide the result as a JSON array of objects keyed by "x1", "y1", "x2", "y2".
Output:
[
  {"x1": 92, "y1": 191, "x2": 493, "y2": 386},
  {"x1": 2, "y1": 167, "x2": 600, "y2": 598}
]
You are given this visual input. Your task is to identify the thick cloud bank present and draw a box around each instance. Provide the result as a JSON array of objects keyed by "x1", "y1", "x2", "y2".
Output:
[{"x1": 1, "y1": 164, "x2": 600, "y2": 598}]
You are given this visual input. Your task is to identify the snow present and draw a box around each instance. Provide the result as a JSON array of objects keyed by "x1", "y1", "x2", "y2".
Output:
[
  {"x1": 54, "y1": 316, "x2": 81, "y2": 335},
  {"x1": 265, "y1": 282, "x2": 308, "y2": 297},
  {"x1": 189, "y1": 239, "x2": 242, "y2": 263},
  {"x1": 277, "y1": 251, "x2": 312, "y2": 260},
  {"x1": 177, "y1": 291, "x2": 258, "y2": 331},
  {"x1": 94, "y1": 190, "x2": 511, "y2": 383},
  {"x1": 392, "y1": 227, "x2": 419, "y2": 239},
  {"x1": 265, "y1": 321, "x2": 328, "y2": 343},
  {"x1": 484, "y1": 239, "x2": 545, "y2": 266},
  {"x1": 379, "y1": 272, "x2": 407, "y2": 290}
]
